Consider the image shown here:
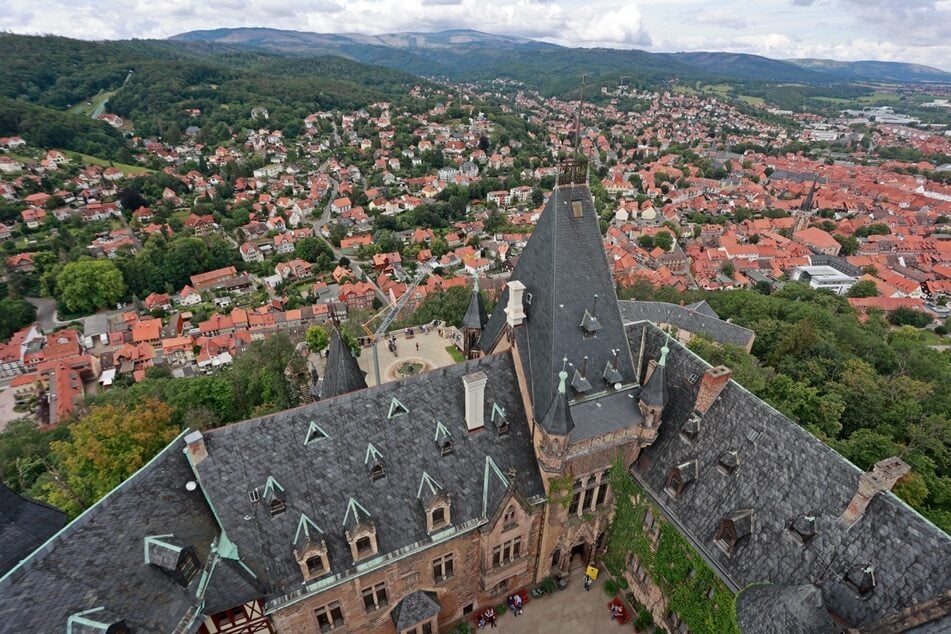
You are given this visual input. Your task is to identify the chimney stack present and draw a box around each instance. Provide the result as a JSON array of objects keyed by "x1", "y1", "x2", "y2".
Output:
[
  {"x1": 184, "y1": 430, "x2": 208, "y2": 466},
  {"x1": 462, "y1": 371, "x2": 488, "y2": 432},
  {"x1": 839, "y1": 457, "x2": 910, "y2": 529},
  {"x1": 694, "y1": 366, "x2": 732, "y2": 414},
  {"x1": 505, "y1": 281, "x2": 527, "y2": 327}
]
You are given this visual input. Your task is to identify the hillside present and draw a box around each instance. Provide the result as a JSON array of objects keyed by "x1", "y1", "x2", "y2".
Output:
[
  {"x1": 0, "y1": 33, "x2": 426, "y2": 154},
  {"x1": 788, "y1": 58, "x2": 951, "y2": 83},
  {"x1": 173, "y1": 27, "x2": 951, "y2": 88}
]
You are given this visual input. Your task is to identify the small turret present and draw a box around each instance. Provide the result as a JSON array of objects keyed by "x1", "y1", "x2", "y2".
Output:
[
  {"x1": 638, "y1": 340, "x2": 669, "y2": 427},
  {"x1": 462, "y1": 276, "x2": 488, "y2": 360}
]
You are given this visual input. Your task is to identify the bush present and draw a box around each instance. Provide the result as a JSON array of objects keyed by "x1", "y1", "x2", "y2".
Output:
[
  {"x1": 604, "y1": 578, "x2": 619, "y2": 596},
  {"x1": 616, "y1": 577, "x2": 629, "y2": 590},
  {"x1": 541, "y1": 576, "x2": 557, "y2": 594},
  {"x1": 496, "y1": 603, "x2": 507, "y2": 616},
  {"x1": 634, "y1": 608, "x2": 654, "y2": 631}
]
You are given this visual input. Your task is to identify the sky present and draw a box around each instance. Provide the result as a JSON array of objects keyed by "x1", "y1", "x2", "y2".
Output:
[{"x1": 4, "y1": 0, "x2": 951, "y2": 70}]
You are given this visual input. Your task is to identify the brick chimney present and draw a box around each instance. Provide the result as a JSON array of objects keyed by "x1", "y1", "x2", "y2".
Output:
[
  {"x1": 184, "y1": 430, "x2": 208, "y2": 466},
  {"x1": 694, "y1": 366, "x2": 732, "y2": 414},
  {"x1": 505, "y1": 280, "x2": 527, "y2": 327},
  {"x1": 463, "y1": 371, "x2": 488, "y2": 431},
  {"x1": 839, "y1": 457, "x2": 910, "y2": 529}
]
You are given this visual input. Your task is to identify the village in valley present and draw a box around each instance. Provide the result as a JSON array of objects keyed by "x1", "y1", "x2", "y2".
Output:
[{"x1": 3, "y1": 80, "x2": 951, "y2": 428}]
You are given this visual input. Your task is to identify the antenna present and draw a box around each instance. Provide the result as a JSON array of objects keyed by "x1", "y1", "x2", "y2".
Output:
[{"x1": 573, "y1": 74, "x2": 587, "y2": 159}]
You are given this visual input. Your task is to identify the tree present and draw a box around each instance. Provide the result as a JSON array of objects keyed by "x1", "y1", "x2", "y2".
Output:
[
  {"x1": 720, "y1": 261, "x2": 735, "y2": 278},
  {"x1": 56, "y1": 259, "x2": 125, "y2": 314},
  {"x1": 306, "y1": 325, "x2": 330, "y2": 353},
  {"x1": 0, "y1": 298, "x2": 37, "y2": 339},
  {"x1": 40, "y1": 399, "x2": 178, "y2": 517},
  {"x1": 654, "y1": 231, "x2": 674, "y2": 251},
  {"x1": 887, "y1": 308, "x2": 933, "y2": 328},
  {"x1": 229, "y1": 335, "x2": 306, "y2": 416},
  {"x1": 834, "y1": 234, "x2": 859, "y2": 256},
  {"x1": 847, "y1": 280, "x2": 879, "y2": 298},
  {"x1": 637, "y1": 235, "x2": 655, "y2": 249}
]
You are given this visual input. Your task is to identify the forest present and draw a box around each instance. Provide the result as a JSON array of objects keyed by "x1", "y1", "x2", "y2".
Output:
[{"x1": 622, "y1": 281, "x2": 951, "y2": 533}]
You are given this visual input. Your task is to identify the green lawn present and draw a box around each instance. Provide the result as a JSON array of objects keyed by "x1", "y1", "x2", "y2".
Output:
[
  {"x1": 445, "y1": 345, "x2": 465, "y2": 363},
  {"x1": 68, "y1": 90, "x2": 115, "y2": 117},
  {"x1": 737, "y1": 95, "x2": 765, "y2": 106},
  {"x1": 66, "y1": 151, "x2": 152, "y2": 175}
]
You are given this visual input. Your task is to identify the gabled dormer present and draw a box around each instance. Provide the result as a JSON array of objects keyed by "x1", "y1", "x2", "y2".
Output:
[
  {"x1": 434, "y1": 420, "x2": 454, "y2": 456},
  {"x1": 603, "y1": 349, "x2": 624, "y2": 386},
  {"x1": 417, "y1": 471, "x2": 451, "y2": 533},
  {"x1": 365, "y1": 442, "x2": 385, "y2": 480},
  {"x1": 263, "y1": 476, "x2": 286, "y2": 516},
  {"x1": 714, "y1": 509, "x2": 754, "y2": 557},
  {"x1": 570, "y1": 356, "x2": 593, "y2": 395},
  {"x1": 143, "y1": 534, "x2": 201, "y2": 587},
  {"x1": 491, "y1": 402, "x2": 509, "y2": 437},
  {"x1": 343, "y1": 497, "x2": 378, "y2": 562},
  {"x1": 294, "y1": 513, "x2": 329, "y2": 581},
  {"x1": 304, "y1": 420, "x2": 329, "y2": 445}
]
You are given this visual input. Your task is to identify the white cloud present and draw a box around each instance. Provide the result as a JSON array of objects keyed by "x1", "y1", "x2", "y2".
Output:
[{"x1": 692, "y1": 9, "x2": 748, "y2": 29}]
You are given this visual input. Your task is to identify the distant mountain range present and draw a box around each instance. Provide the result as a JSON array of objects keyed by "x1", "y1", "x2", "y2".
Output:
[{"x1": 172, "y1": 28, "x2": 951, "y2": 87}]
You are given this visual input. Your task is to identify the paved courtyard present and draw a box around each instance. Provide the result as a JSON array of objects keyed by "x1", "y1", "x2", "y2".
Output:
[
  {"x1": 478, "y1": 568, "x2": 623, "y2": 634},
  {"x1": 357, "y1": 326, "x2": 462, "y2": 387}
]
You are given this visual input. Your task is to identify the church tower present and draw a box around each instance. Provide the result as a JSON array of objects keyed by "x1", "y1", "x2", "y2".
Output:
[{"x1": 462, "y1": 276, "x2": 488, "y2": 360}]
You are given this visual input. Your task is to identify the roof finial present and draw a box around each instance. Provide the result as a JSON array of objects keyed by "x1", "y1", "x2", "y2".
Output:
[
  {"x1": 659, "y1": 335, "x2": 670, "y2": 367},
  {"x1": 558, "y1": 356, "x2": 569, "y2": 394}
]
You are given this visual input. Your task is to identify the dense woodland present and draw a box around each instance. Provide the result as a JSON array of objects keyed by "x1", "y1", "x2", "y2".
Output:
[{"x1": 622, "y1": 281, "x2": 951, "y2": 533}]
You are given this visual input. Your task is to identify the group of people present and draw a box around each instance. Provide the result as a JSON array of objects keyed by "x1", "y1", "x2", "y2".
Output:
[
  {"x1": 507, "y1": 593, "x2": 524, "y2": 616},
  {"x1": 610, "y1": 603, "x2": 624, "y2": 620},
  {"x1": 477, "y1": 606, "x2": 497, "y2": 628}
]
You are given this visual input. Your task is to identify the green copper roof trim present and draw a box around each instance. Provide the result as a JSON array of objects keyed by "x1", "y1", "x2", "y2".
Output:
[
  {"x1": 263, "y1": 476, "x2": 284, "y2": 498},
  {"x1": 482, "y1": 455, "x2": 510, "y2": 518},
  {"x1": 491, "y1": 402, "x2": 506, "y2": 422},
  {"x1": 343, "y1": 497, "x2": 371, "y2": 527},
  {"x1": 388, "y1": 396, "x2": 409, "y2": 418},
  {"x1": 364, "y1": 442, "x2": 383, "y2": 464},
  {"x1": 434, "y1": 420, "x2": 451, "y2": 442},
  {"x1": 294, "y1": 513, "x2": 324, "y2": 545},
  {"x1": 143, "y1": 534, "x2": 182, "y2": 564},
  {"x1": 305, "y1": 420, "x2": 330, "y2": 445},
  {"x1": 417, "y1": 471, "x2": 443, "y2": 499},
  {"x1": 66, "y1": 607, "x2": 113, "y2": 633}
]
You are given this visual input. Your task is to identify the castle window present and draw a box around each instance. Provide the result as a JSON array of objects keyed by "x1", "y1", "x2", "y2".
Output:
[
  {"x1": 315, "y1": 601, "x2": 344, "y2": 632},
  {"x1": 717, "y1": 451, "x2": 739, "y2": 475},
  {"x1": 269, "y1": 498, "x2": 286, "y2": 516},
  {"x1": 263, "y1": 476, "x2": 286, "y2": 517},
  {"x1": 306, "y1": 554, "x2": 325, "y2": 576},
  {"x1": 568, "y1": 478, "x2": 583, "y2": 514},
  {"x1": 492, "y1": 537, "x2": 522, "y2": 568},
  {"x1": 356, "y1": 536, "x2": 373, "y2": 556},
  {"x1": 844, "y1": 565, "x2": 876, "y2": 596},
  {"x1": 362, "y1": 582, "x2": 388, "y2": 612},
  {"x1": 431, "y1": 506, "x2": 446, "y2": 528},
  {"x1": 789, "y1": 515, "x2": 817, "y2": 544},
  {"x1": 503, "y1": 505, "x2": 517, "y2": 530},
  {"x1": 371, "y1": 463, "x2": 385, "y2": 481},
  {"x1": 714, "y1": 510, "x2": 754, "y2": 556},
  {"x1": 432, "y1": 553, "x2": 455, "y2": 582},
  {"x1": 664, "y1": 461, "x2": 698, "y2": 499},
  {"x1": 440, "y1": 439, "x2": 454, "y2": 455}
]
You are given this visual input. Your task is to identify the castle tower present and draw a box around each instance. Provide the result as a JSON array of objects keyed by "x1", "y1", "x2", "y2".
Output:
[{"x1": 462, "y1": 276, "x2": 488, "y2": 360}]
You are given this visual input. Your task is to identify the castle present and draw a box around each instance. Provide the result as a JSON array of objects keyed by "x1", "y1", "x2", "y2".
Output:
[{"x1": 1, "y1": 167, "x2": 950, "y2": 633}]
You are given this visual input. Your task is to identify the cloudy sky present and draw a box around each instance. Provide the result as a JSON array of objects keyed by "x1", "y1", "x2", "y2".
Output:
[{"x1": 4, "y1": 0, "x2": 951, "y2": 70}]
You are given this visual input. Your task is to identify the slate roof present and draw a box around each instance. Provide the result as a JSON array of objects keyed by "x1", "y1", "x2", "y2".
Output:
[
  {"x1": 736, "y1": 584, "x2": 838, "y2": 634},
  {"x1": 192, "y1": 352, "x2": 546, "y2": 609},
  {"x1": 481, "y1": 184, "x2": 637, "y2": 433},
  {"x1": 320, "y1": 328, "x2": 367, "y2": 399},
  {"x1": 391, "y1": 590, "x2": 441, "y2": 631},
  {"x1": 462, "y1": 281, "x2": 488, "y2": 332},
  {"x1": 0, "y1": 434, "x2": 223, "y2": 633},
  {"x1": 625, "y1": 321, "x2": 951, "y2": 629},
  {"x1": 619, "y1": 300, "x2": 755, "y2": 349},
  {"x1": 0, "y1": 483, "x2": 66, "y2": 575}
]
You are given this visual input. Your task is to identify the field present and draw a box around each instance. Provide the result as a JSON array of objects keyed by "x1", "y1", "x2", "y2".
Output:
[
  {"x1": 67, "y1": 151, "x2": 152, "y2": 175},
  {"x1": 68, "y1": 90, "x2": 115, "y2": 117}
]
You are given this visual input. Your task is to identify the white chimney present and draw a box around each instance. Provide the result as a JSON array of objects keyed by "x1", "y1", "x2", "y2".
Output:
[
  {"x1": 462, "y1": 371, "x2": 488, "y2": 431},
  {"x1": 184, "y1": 430, "x2": 208, "y2": 465},
  {"x1": 505, "y1": 280, "x2": 527, "y2": 327}
]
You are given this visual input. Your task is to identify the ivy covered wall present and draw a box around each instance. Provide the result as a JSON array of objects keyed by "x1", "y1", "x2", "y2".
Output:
[{"x1": 602, "y1": 456, "x2": 740, "y2": 633}]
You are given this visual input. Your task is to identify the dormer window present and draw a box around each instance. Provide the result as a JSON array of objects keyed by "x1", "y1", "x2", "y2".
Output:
[
  {"x1": 418, "y1": 471, "x2": 451, "y2": 532},
  {"x1": 681, "y1": 413, "x2": 701, "y2": 441},
  {"x1": 714, "y1": 509, "x2": 754, "y2": 557},
  {"x1": 664, "y1": 460, "x2": 698, "y2": 499},
  {"x1": 294, "y1": 513, "x2": 329, "y2": 581},
  {"x1": 366, "y1": 443, "x2": 385, "y2": 481},
  {"x1": 263, "y1": 476, "x2": 286, "y2": 517},
  {"x1": 388, "y1": 397, "x2": 409, "y2": 419},
  {"x1": 144, "y1": 535, "x2": 201, "y2": 587},
  {"x1": 305, "y1": 420, "x2": 329, "y2": 445},
  {"x1": 435, "y1": 420, "x2": 454, "y2": 455},
  {"x1": 344, "y1": 497, "x2": 378, "y2": 562},
  {"x1": 356, "y1": 536, "x2": 372, "y2": 555},
  {"x1": 844, "y1": 565, "x2": 876, "y2": 596},
  {"x1": 718, "y1": 450, "x2": 739, "y2": 475},
  {"x1": 431, "y1": 507, "x2": 446, "y2": 527},
  {"x1": 789, "y1": 515, "x2": 817, "y2": 544},
  {"x1": 491, "y1": 403, "x2": 509, "y2": 437}
]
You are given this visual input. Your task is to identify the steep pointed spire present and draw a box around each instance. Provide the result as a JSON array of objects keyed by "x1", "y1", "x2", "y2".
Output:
[
  {"x1": 541, "y1": 359, "x2": 574, "y2": 435},
  {"x1": 640, "y1": 337, "x2": 669, "y2": 408},
  {"x1": 463, "y1": 277, "x2": 489, "y2": 359},
  {"x1": 320, "y1": 328, "x2": 367, "y2": 400}
]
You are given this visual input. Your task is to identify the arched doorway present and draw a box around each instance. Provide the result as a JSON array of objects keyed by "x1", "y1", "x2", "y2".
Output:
[
  {"x1": 550, "y1": 549, "x2": 562, "y2": 574},
  {"x1": 569, "y1": 540, "x2": 592, "y2": 570}
]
